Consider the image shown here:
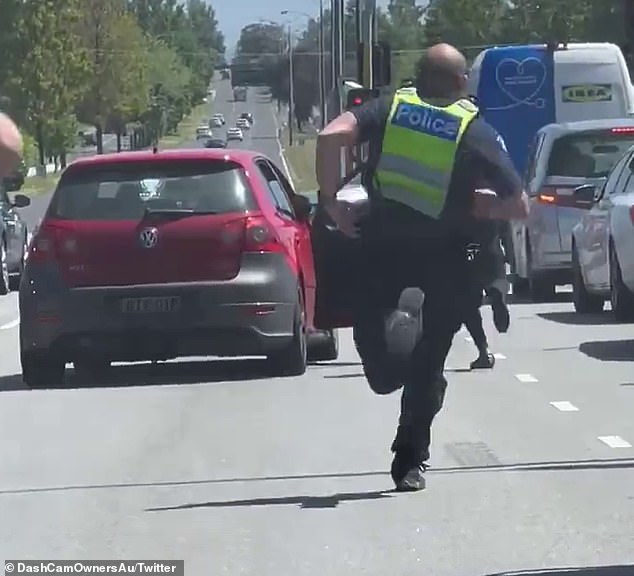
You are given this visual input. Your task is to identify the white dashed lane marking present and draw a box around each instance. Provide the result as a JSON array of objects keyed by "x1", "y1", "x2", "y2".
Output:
[
  {"x1": 493, "y1": 353, "x2": 506, "y2": 359},
  {"x1": 550, "y1": 401, "x2": 579, "y2": 412},
  {"x1": 0, "y1": 318, "x2": 19, "y2": 330},
  {"x1": 465, "y1": 336, "x2": 473, "y2": 343},
  {"x1": 515, "y1": 373, "x2": 538, "y2": 383},
  {"x1": 598, "y1": 436, "x2": 632, "y2": 449}
]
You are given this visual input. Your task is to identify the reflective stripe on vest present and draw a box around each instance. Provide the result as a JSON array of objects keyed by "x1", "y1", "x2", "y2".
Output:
[{"x1": 376, "y1": 94, "x2": 478, "y2": 219}]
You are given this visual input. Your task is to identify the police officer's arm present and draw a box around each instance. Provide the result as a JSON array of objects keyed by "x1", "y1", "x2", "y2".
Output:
[
  {"x1": 468, "y1": 121, "x2": 529, "y2": 220},
  {"x1": 316, "y1": 97, "x2": 387, "y2": 208},
  {"x1": 0, "y1": 113, "x2": 22, "y2": 179}
]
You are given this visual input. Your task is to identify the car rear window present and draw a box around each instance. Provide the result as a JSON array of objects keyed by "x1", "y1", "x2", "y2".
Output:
[
  {"x1": 49, "y1": 160, "x2": 257, "y2": 220},
  {"x1": 547, "y1": 129, "x2": 634, "y2": 178}
]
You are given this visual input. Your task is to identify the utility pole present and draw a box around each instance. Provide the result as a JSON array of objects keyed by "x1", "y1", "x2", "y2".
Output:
[
  {"x1": 319, "y1": 0, "x2": 327, "y2": 128},
  {"x1": 331, "y1": 0, "x2": 345, "y2": 119},
  {"x1": 287, "y1": 23, "x2": 295, "y2": 147}
]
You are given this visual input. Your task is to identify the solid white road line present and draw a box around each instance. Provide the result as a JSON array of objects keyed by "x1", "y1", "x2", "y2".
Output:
[
  {"x1": 515, "y1": 373, "x2": 538, "y2": 383},
  {"x1": 464, "y1": 336, "x2": 473, "y2": 343},
  {"x1": 0, "y1": 318, "x2": 19, "y2": 330},
  {"x1": 493, "y1": 353, "x2": 506, "y2": 359},
  {"x1": 598, "y1": 435, "x2": 632, "y2": 448},
  {"x1": 270, "y1": 105, "x2": 294, "y2": 183},
  {"x1": 550, "y1": 401, "x2": 579, "y2": 412}
]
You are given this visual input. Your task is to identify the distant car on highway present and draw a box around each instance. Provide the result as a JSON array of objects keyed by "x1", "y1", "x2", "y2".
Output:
[
  {"x1": 19, "y1": 148, "x2": 338, "y2": 388},
  {"x1": 196, "y1": 125, "x2": 212, "y2": 140},
  {"x1": 227, "y1": 128, "x2": 243, "y2": 141},
  {"x1": 236, "y1": 118, "x2": 250, "y2": 130},
  {"x1": 210, "y1": 117, "x2": 223, "y2": 128},
  {"x1": 0, "y1": 179, "x2": 30, "y2": 294},
  {"x1": 204, "y1": 138, "x2": 226, "y2": 148},
  {"x1": 571, "y1": 140, "x2": 634, "y2": 320},
  {"x1": 510, "y1": 119, "x2": 634, "y2": 301},
  {"x1": 239, "y1": 112, "x2": 254, "y2": 125},
  {"x1": 211, "y1": 113, "x2": 225, "y2": 126}
]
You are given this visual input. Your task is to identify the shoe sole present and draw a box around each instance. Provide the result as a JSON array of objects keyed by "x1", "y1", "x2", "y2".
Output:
[{"x1": 385, "y1": 287, "x2": 425, "y2": 357}]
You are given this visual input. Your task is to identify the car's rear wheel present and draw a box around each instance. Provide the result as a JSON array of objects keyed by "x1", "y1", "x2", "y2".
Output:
[
  {"x1": 73, "y1": 358, "x2": 112, "y2": 382},
  {"x1": 572, "y1": 246, "x2": 604, "y2": 313},
  {"x1": 309, "y1": 329, "x2": 339, "y2": 362},
  {"x1": 268, "y1": 289, "x2": 307, "y2": 377},
  {"x1": 527, "y1": 240, "x2": 555, "y2": 302},
  {"x1": 609, "y1": 244, "x2": 634, "y2": 321},
  {"x1": 21, "y1": 350, "x2": 65, "y2": 389}
]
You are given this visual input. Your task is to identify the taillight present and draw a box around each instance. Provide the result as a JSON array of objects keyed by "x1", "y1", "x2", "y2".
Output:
[
  {"x1": 536, "y1": 186, "x2": 592, "y2": 209},
  {"x1": 242, "y1": 216, "x2": 283, "y2": 253},
  {"x1": 537, "y1": 187, "x2": 557, "y2": 204},
  {"x1": 28, "y1": 232, "x2": 57, "y2": 263},
  {"x1": 28, "y1": 227, "x2": 78, "y2": 263}
]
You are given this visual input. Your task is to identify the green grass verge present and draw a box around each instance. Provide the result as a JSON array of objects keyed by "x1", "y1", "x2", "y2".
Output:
[
  {"x1": 160, "y1": 100, "x2": 214, "y2": 148},
  {"x1": 21, "y1": 173, "x2": 61, "y2": 197},
  {"x1": 282, "y1": 128, "x2": 317, "y2": 193}
]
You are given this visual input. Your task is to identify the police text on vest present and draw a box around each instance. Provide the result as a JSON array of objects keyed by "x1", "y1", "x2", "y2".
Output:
[{"x1": 392, "y1": 103, "x2": 460, "y2": 141}]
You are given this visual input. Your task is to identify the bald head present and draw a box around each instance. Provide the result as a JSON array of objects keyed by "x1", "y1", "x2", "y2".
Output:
[
  {"x1": 0, "y1": 113, "x2": 23, "y2": 179},
  {"x1": 415, "y1": 43, "x2": 468, "y2": 101}
]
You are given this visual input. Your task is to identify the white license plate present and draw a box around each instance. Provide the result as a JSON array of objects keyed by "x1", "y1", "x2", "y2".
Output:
[{"x1": 120, "y1": 297, "x2": 181, "y2": 314}]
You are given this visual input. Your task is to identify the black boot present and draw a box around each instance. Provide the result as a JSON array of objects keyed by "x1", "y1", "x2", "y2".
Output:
[{"x1": 470, "y1": 350, "x2": 495, "y2": 369}]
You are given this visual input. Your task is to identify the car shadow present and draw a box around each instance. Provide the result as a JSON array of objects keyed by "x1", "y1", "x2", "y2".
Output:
[
  {"x1": 483, "y1": 567, "x2": 634, "y2": 576},
  {"x1": 0, "y1": 358, "x2": 292, "y2": 392},
  {"x1": 579, "y1": 339, "x2": 634, "y2": 362},
  {"x1": 505, "y1": 290, "x2": 573, "y2": 305},
  {"x1": 538, "y1": 311, "x2": 616, "y2": 325}
]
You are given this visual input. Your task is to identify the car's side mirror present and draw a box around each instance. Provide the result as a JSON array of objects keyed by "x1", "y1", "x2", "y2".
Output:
[
  {"x1": 292, "y1": 194, "x2": 312, "y2": 221},
  {"x1": 574, "y1": 184, "x2": 597, "y2": 204},
  {"x1": 12, "y1": 193, "x2": 30, "y2": 208}
]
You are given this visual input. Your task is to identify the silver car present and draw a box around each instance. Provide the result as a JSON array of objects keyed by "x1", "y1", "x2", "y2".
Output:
[{"x1": 511, "y1": 119, "x2": 634, "y2": 301}]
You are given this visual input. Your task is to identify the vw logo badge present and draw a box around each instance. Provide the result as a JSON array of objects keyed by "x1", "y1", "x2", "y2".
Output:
[{"x1": 139, "y1": 227, "x2": 159, "y2": 249}]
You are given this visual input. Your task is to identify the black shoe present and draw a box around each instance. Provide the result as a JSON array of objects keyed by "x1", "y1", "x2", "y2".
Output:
[
  {"x1": 385, "y1": 287, "x2": 425, "y2": 358},
  {"x1": 470, "y1": 351, "x2": 495, "y2": 369},
  {"x1": 489, "y1": 288, "x2": 510, "y2": 333},
  {"x1": 391, "y1": 457, "x2": 427, "y2": 492}
]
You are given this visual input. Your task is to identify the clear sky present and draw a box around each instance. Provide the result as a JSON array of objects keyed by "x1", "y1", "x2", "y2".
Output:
[{"x1": 212, "y1": 0, "x2": 390, "y2": 55}]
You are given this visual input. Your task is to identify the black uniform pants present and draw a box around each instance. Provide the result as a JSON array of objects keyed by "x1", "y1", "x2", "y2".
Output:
[
  {"x1": 463, "y1": 289, "x2": 488, "y2": 351},
  {"x1": 351, "y1": 239, "x2": 470, "y2": 465}
]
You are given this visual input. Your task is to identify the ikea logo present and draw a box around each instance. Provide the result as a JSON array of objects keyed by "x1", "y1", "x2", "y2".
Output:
[
  {"x1": 392, "y1": 103, "x2": 460, "y2": 141},
  {"x1": 561, "y1": 84, "x2": 612, "y2": 103}
]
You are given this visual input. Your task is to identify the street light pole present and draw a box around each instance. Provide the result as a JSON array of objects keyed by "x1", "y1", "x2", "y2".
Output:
[
  {"x1": 287, "y1": 23, "x2": 295, "y2": 147},
  {"x1": 318, "y1": 0, "x2": 327, "y2": 128}
]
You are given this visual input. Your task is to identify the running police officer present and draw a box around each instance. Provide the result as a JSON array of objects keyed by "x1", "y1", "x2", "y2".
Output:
[{"x1": 315, "y1": 43, "x2": 528, "y2": 492}]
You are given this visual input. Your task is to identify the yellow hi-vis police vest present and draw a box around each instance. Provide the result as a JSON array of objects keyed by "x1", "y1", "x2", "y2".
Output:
[{"x1": 375, "y1": 91, "x2": 478, "y2": 219}]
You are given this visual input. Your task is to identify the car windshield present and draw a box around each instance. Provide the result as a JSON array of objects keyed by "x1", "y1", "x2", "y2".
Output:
[
  {"x1": 547, "y1": 129, "x2": 634, "y2": 178},
  {"x1": 49, "y1": 160, "x2": 256, "y2": 220}
]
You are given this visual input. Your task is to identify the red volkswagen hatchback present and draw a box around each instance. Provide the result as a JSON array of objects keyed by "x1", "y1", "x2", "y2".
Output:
[{"x1": 19, "y1": 148, "x2": 338, "y2": 388}]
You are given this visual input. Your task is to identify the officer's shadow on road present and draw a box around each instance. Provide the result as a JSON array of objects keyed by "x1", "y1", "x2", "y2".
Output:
[
  {"x1": 0, "y1": 358, "x2": 305, "y2": 392},
  {"x1": 483, "y1": 567, "x2": 634, "y2": 576},
  {"x1": 146, "y1": 489, "x2": 395, "y2": 512}
]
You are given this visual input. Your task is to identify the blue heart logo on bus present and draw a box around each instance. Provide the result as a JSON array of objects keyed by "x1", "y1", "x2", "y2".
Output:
[{"x1": 494, "y1": 57, "x2": 547, "y2": 106}]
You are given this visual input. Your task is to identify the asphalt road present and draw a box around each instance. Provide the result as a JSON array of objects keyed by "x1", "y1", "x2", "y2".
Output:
[{"x1": 1, "y1": 79, "x2": 633, "y2": 575}]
